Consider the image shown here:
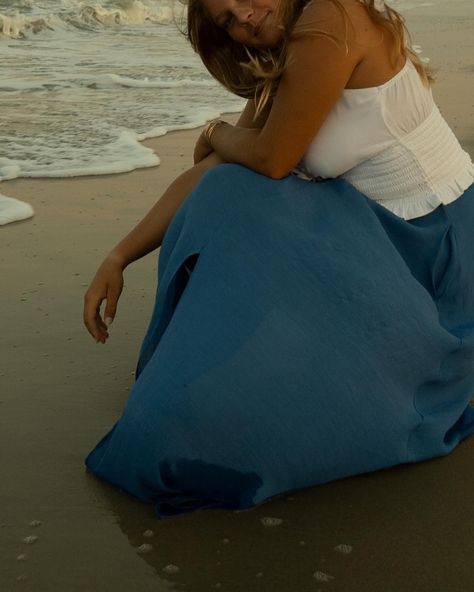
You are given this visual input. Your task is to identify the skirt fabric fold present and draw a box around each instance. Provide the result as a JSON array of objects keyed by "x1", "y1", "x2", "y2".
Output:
[{"x1": 86, "y1": 165, "x2": 474, "y2": 517}]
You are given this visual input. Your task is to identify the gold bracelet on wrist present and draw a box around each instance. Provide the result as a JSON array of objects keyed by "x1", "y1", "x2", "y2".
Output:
[{"x1": 204, "y1": 118, "x2": 224, "y2": 144}]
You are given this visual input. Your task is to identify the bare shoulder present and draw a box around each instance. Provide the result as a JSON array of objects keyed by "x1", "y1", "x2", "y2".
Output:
[
  {"x1": 300, "y1": 0, "x2": 373, "y2": 21},
  {"x1": 296, "y1": 0, "x2": 379, "y2": 46}
]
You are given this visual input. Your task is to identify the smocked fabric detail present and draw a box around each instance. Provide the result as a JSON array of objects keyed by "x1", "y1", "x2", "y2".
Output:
[
  {"x1": 301, "y1": 60, "x2": 474, "y2": 219},
  {"x1": 344, "y1": 106, "x2": 474, "y2": 219}
]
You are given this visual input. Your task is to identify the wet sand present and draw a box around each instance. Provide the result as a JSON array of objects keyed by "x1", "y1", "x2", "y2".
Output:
[{"x1": 1, "y1": 2, "x2": 474, "y2": 590}]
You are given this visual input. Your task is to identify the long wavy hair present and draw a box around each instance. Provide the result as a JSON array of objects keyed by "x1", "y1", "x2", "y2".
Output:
[{"x1": 185, "y1": 0, "x2": 433, "y2": 116}]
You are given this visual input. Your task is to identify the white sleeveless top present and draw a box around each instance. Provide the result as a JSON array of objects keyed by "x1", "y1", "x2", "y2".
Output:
[{"x1": 298, "y1": 59, "x2": 474, "y2": 219}]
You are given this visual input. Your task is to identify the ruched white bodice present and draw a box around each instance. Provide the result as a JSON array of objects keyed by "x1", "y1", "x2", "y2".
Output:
[{"x1": 299, "y1": 59, "x2": 474, "y2": 219}]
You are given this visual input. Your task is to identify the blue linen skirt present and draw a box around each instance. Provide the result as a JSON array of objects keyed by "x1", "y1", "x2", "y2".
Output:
[{"x1": 85, "y1": 165, "x2": 474, "y2": 517}]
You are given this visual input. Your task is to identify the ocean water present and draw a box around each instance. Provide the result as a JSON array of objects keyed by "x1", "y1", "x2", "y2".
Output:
[
  {"x1": 0, "y1": 0, "x2": 437, "y2": 186},
  {"x1": 0, "y1": 0, "x2": 246, "y2": 186}
]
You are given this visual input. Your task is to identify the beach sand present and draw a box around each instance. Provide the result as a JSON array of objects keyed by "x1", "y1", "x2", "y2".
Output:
[{"x1": 1, "y1": 2, "x2": 473, "y2": 590}]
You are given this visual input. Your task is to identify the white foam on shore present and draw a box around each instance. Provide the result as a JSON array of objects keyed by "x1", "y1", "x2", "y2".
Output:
[
  {"x1": 0, "y1": 100, "x2": 242, "y2": 183},
  {"x1": 0, "y1": 194, "x2": 34, "y2": 225},
  {"x1": 85, "y1": 74, "x2": 217, "y2": 90},
  {"x1": 0, "y1": 130, "x2": 160, "y2": 180}
]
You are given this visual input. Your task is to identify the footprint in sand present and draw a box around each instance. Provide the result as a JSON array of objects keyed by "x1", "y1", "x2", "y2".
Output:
[
  {"x1": 143, "y1": 529, "x2": 155, "y2": 538},
  {"x1": 313, "y1": 570, "x2": 335, "y2": 583},
  {"x1": 334, "y1": 543, "x2": 353, "y2": 555}
]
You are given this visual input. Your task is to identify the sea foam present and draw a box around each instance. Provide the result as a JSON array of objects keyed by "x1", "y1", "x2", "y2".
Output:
[{"x1": 0, "y1": 194, "x2": 34, "y2": 225}]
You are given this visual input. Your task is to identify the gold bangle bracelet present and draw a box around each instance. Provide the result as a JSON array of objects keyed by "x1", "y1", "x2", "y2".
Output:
[{"x1": 204, "y1": 118, "x2": 224, "y2": 144}]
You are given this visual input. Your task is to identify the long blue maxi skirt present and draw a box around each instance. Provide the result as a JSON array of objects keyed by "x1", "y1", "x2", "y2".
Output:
[{"x1": 86, "y1": 165, "x2": 474, "y2": 517}]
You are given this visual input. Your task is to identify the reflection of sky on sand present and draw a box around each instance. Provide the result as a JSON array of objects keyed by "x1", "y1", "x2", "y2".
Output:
[{"x1": 90, "y1": 442, "x2": 474, "y2": 592}]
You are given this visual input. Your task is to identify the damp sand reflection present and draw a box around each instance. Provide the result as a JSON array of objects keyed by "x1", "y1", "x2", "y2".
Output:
[{"x1": 84, "y1": 452, "x2": 472, "y2": 592}]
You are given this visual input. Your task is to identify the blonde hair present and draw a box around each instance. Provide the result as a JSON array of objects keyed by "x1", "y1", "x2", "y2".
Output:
[{"x1": 185, "y1": 0, "x2": 433, "y2": 116}]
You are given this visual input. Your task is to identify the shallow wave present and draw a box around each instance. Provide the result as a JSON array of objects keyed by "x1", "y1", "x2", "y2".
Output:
[
  {"x1": 68, "y1": 0, "x2": 183, "y2": 28},
  {"x1": 0, "y1": 0, "x2": 185, "y2": 39},
  {"x1": 0, "y1": 13, "x2": 60, "y2": 38},
  {"x1": 0, "y1": 75, "x2": 216, "y2": 92},
  {"x1": 85, "y1": 73, "x2": 216, "y2": 89},
  {"x1": 0, "y1": 99, "x2": 243, "y2": 182},
  {"x1": 0, "y1": 79, "x2": 71, "y2": 92}
]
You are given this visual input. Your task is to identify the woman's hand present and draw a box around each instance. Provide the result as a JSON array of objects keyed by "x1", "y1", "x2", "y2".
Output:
[{"x1": 83, "y1": 253, "x2": 125, "y2": 343}]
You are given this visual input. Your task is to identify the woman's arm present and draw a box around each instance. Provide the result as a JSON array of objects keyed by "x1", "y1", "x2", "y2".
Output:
[
  {"x1": 84, "y1": 100, "x2": 270, "y2": 342},
  {"x1": 90, "y1": 100, "x2": 270, "y2": 271},
  {"x1": 200, "y1": 0, "x2": 366, "y2": 179}
]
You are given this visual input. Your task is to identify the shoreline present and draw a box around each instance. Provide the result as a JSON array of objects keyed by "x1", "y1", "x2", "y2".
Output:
[
  {"x1": 1, "y1": 2, "x2": 473, "y2": 591},
  {"x1": 3, "y1": 1, "x2": 474, "y2": 209}
]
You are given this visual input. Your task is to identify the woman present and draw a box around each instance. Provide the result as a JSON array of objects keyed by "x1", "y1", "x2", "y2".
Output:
[{"x1": 84, "y1": 0, "x2": 474, "y2": 517}]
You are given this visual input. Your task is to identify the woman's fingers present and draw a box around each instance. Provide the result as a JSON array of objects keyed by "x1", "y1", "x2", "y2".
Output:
[
  {"x1": 83, "y1": 288, "x2": 108, "y2": 342},
  {"x1": 103, "y1": 283, "x2": 123, "y2": 328},
  {"x1": 83, "y1": 260, "x2": 124, "y2": 343}
]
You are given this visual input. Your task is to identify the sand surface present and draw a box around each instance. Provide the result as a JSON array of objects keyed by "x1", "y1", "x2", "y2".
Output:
[{"x1": 1, "y1": 2, "x2": 473, "y2": 590}]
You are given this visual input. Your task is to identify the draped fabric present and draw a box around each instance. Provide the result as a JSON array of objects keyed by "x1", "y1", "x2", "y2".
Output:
[{"x1": 86, "y1": 165, "x2": 474, "y2": 517}]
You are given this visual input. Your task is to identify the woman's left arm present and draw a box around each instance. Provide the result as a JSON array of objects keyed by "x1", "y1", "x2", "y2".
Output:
[{"x1": 200, "y1": 0, "x2": 365, "y2": 179}]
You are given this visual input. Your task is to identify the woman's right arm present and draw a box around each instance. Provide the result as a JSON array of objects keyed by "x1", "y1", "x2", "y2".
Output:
[
  {"x1": 84, "y1": 100, "x2": 270, "y2": 342},
  {"x1": 97, "y1": 100, "x2": 270, "y2": 270}
]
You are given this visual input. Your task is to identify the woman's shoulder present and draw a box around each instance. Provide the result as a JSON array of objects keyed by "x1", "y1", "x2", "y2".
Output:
[
  {"x1": 299, "y1": 0, "x2": 375, "y2": 30},
  {"x1": 301, "y1": 0, "x2": 368, "y2": 15},
  {"x1": 292, "y1": 0, "x2": 406, "y2": 90},
  {"x1": 295, "y1": 0, "x2": 387, "y2": 61}
]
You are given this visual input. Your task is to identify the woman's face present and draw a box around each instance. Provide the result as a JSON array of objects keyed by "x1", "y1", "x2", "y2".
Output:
[{"x1": 202, "y1": 0, "x2": 285, "y2": 48}]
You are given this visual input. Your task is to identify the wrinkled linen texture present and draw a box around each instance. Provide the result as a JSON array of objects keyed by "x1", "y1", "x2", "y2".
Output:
[{"x1": 86, "y1": 165, "x2": 474, "y2": 517}]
